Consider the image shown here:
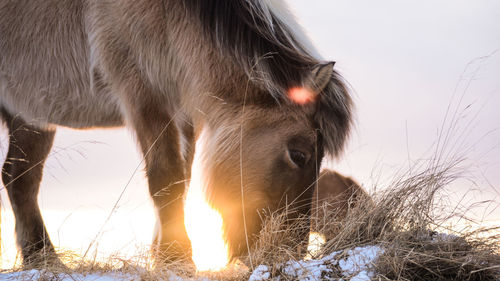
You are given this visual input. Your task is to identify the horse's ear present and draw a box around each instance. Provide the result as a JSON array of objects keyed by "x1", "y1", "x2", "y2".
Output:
[
  {"x1": 308, "y1": 62, "x2": 335, "y2": 95},
  {"x1": 287, "y1": 62, "x2": 335, "y2": 105}
]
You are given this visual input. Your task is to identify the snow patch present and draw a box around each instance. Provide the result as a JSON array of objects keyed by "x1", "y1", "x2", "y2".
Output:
[
  {"x1": 338, "y1": 245, "x2": 384, "y2": 280},
  {"x1": 248, "y1": 245, "x2": 384, "y2": 281},
  {"x1": 431, "y1": 232, "x2": 460, "y2": 243},
  {"x1": 248, "y1": 265, "x2": 271, "y2": 281}
]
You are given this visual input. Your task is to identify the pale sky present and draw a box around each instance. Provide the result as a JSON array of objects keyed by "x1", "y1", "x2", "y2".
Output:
[
  {"x1": 1, "y1": 0, "x2": 499, "y2": 267},
  {"x1": 287, "y1": 0, "x2": 500, "y2": 222}
]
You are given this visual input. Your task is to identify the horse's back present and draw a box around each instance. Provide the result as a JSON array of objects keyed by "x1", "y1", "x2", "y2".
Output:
[{"x1": 0, "y1": 0, "x2": 123, "y2": 128}]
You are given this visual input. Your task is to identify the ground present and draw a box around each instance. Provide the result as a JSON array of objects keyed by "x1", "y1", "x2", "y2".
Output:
[{"x1": 0, "y1": 245, "x2": 384, "y2": 281}]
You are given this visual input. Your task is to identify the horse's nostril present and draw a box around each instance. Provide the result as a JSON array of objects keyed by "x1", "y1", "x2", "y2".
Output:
[{"x1": 288, "y1": 149, "x2": 307, "y2": 168}]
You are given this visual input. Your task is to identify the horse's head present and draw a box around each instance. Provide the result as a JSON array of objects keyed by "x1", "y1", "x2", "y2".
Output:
[{"x1": 189, "y1": 62, "x2": 352, "y2": 259}]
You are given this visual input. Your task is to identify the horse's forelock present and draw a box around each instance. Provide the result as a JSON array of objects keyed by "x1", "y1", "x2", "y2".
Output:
[{"x1": 314, "y1": 71, "x2": 353, "y2": 157}]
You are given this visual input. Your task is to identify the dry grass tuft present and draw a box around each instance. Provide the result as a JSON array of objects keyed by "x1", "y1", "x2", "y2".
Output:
[{"x1": 246, "y1": 155, "x2": 500, "y2": 280}]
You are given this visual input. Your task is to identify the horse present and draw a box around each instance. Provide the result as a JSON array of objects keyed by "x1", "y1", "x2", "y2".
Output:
[
  {"x1": 311, "y1": 169, "x2": 371, "y2": 242},
  {"x1": 0, "y1": 0, "x2": 352, "y2": 265}
]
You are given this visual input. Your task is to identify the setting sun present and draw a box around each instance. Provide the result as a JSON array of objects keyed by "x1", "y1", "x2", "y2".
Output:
[{"x1": 184, "y1": 130, "x2": 230, "y2": 271}]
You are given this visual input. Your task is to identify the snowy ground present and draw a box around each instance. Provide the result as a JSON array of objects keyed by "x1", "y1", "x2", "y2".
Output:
[
  {"x1": 0, "y1": 245, "x2": 383, "y2": 281},
  {"x1": 249, "y1": 245, "x2": 383, "y2": 281}
]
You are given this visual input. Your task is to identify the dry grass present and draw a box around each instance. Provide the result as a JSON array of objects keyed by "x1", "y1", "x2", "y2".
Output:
[
  {"x1": 1, "y1": 245, "x2": 249, "y2": 280},
  {"x1": 2, "y1": 161, "x2": 499, "y2": 280},
  {"x1": 245, "y1": 155, "x2": 500, "y2": 280}
]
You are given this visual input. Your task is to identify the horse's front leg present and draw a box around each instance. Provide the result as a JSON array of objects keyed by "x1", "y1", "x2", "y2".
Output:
[
  {"x1": 0, "y1": 109, "x2": 58, "y2": 266},
  {"x1": 123, "y1": 93, "x2": 191, "y2": 263}
]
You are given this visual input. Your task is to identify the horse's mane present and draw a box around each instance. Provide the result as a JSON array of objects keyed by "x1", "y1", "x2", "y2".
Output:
[
  {"x1": 185, "y1": 0, "x2": 316, "y2": 95},
  {"x1": 184, "y1": 0, "x2": 353, "y2": 157}
]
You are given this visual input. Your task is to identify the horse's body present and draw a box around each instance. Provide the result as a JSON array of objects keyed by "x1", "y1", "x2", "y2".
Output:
[{"x1": 0, "y1": 0, "x2": 352, "y2": 265}]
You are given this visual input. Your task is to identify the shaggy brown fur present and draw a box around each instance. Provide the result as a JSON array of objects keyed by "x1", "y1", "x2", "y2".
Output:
[
  {"x1": 0, "y1": 0, "x2": 352, "y2": 265},
  {"x1": 311, "y1": 169, "x2": 372, "y2": 241}
]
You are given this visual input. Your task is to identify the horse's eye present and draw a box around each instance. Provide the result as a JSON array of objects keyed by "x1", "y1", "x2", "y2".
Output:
[{"x1": 288, "y1": 149, "x2": 307, "y2": 168}]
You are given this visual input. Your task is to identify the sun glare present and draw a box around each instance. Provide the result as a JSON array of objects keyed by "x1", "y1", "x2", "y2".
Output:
[
  {"x1": 305, "y1": 232, "x2": 326, "y2": 260},
  {"x1": 288, "y1": 87, "x2": 315, "y2": 104},
  {"x1": 184, "y1": 130, "x2": 230, "y2": 271}
]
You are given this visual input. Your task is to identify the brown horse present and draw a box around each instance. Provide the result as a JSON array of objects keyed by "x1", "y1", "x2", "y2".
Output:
[
  {"x1": 0, "y1": 0, "x2": 352, "y2": 265},
  {"x1": 312, "y1": 169, "x2": 371, "y2": 241}
]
